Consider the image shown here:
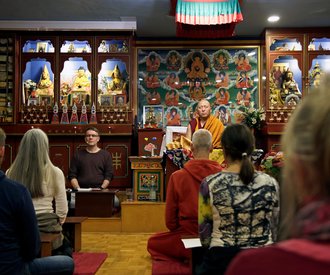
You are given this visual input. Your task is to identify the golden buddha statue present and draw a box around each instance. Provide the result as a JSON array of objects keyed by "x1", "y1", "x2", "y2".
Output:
[
  {"x1": 36, "y1": 65, "x2": 54, "y2": 96},
  {"x1": 107, "y1": 65, "x2": 126, "y2": 94},
  {"x1": 72, "y1": 66, "x2": 91, "y2": 92}
]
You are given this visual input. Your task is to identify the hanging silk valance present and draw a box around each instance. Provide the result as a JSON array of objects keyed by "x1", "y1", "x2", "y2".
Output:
[
  {"x1": 176, "y1": 0, "x2": 243, "y2": 25},
  {"x1": 176, "y1": 21, "x2": 237, "y2": 38},
  {"x1": 171, "y1": 0, "x2": 243, "y2": 38}
]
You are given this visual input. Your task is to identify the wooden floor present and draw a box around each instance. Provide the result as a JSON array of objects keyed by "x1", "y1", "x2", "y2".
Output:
[{"x1": 81, "y1": 232, "x2": 153, "y2": 275}]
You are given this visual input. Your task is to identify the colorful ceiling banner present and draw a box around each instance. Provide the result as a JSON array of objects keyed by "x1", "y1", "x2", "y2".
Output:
[
  {"x1": 176, "y1": 0, "x2": 243, "y2": 25},
  {"x1": 171, "y1": 0, "x2": 243, "y2": 38}
]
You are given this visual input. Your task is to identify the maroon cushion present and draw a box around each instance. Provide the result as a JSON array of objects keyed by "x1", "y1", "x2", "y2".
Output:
[{"x1": 152, "y1": 259, "x2": 190, "y2": 275}]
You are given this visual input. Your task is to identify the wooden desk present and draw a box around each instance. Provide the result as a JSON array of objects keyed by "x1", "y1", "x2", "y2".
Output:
[
  {"x1": 63, "y1": 216, "x2": 87, "y2": 252},
  {"x1": 75, "y1": 190, "x2": 116, "y2": 217}
]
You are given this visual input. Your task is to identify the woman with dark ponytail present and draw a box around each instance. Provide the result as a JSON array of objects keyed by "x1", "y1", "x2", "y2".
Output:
[{"x1": 197, "y1": 124, "x2": 279, "y2": 275}]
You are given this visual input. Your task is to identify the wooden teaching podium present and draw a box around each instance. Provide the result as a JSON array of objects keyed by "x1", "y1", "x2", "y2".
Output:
[
  {"x1": 129, "y1": 156, "x2": 164, "y2": 201},
  {"x1": 74, "y1": 189, "x2": 116, "y2": 217}
]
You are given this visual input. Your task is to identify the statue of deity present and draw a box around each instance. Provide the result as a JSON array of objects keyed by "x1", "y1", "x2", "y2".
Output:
[
  {"x1": 310, "y1": 62, "x2": 323, "y2": 88},
  {"x1": 72, "y1": 66, "x2": 91, "y2": 92},
  {"x1": 68, "y1": 42, "x2": 75, "y2": 53},
  {"x1": 282, "y1": 69, "x2": 301, "y2": 96},
  {"x1": 281, "y1": 69, "x2": 301, "y2": 104},
  {"x1": 99, "y1": 40, "x2": 108, "y2": 53},
  {"x1": 36, "y1": 65, "x2": 54, "y2": 96},
  {"x1": 107, "y1": 65, "x2": 126, "y2": 94}
]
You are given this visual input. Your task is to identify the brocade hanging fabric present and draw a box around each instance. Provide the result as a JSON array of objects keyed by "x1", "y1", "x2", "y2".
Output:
[
  {"x1": 176, "y1": 21, "x2": 237, "y2": 38},
  {"x1": 173, "y1": 0, "x2": 243, "y2": 38},
  {"x1": 176, "y1": 0, "x2": 243, "y2": 26}
]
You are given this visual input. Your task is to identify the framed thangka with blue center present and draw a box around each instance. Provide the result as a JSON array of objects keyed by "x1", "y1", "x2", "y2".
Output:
[{"x1": 137, "y1": 46, "x2": 260, "y2": 127}]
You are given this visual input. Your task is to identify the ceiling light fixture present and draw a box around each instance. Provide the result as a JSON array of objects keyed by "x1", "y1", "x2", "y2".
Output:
[
  {"x1": 267, "y1": 16, "x2": 280, "y2": 23},
  {"x1": 0, "y1": 20, "x2": 137, "y2": 31}
]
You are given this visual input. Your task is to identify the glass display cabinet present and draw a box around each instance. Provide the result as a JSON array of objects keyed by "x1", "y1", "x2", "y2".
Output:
[
  {"x1": 0, "y1": 31, "x2": 134, "y2": 190},
  {"x1": 265, "y1": 28, "x2": 330, "y2": 150}
]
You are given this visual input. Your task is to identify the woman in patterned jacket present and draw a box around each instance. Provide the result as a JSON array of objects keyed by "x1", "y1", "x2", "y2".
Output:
[{"x1": 197, "y1": 123, "x2": 279, "y2": 275}]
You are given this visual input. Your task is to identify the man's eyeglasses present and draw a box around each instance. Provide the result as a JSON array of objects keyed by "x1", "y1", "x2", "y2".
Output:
[{"x1": 85, "y1": 134, "x2": 99, "y2": 138}]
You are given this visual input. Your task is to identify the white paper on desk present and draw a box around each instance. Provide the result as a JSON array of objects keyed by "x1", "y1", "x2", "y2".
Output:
[
  {"x1": 77, "y1": 188, "x2": 92, "y2": 192},
  {"x1": 181, "y1": 238, "x2": 202, "y2": 249}
]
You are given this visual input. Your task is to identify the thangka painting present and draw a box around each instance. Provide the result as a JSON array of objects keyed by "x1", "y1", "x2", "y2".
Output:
[{"x1": 137, "y1": 46, "x2": 260, "y2": 127}]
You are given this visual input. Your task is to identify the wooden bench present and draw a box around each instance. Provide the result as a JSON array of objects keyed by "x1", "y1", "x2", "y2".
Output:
[
  {"x1": 40, "y1": 232, "x2": 62, "y2": 257},
  {"x1": 63, "y1": 216, "x2": 87, "y2": 252},
  {"x1": 40, "y1": 216, "x2": 87, "y2": 257}
]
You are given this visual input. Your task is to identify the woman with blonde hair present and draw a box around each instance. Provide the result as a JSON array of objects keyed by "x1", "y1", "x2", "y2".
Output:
[
  {"x1": 226, "y1": 75, "x2": 330, "y2": 275},
  {"x1": 7, "y1": 128, "x2": 70, "y2": 255}
]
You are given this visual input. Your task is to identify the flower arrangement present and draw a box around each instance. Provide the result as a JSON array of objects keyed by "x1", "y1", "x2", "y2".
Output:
[
  {"x1": 260, "y1": 151, "x2": 284, "y2": 182},
  {"x1": 23, "y1": 79, "x2": 37, "y2": 91},
  {"x1": 240, "y1": 103, "x2": 266, "y2": 130}
]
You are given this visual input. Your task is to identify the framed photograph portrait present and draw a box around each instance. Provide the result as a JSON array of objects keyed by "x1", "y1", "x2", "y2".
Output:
[
  {"x1": 165, "y1": 126, "x2": 187, "y2": 145},
  {"x1": 143, "y1": 105, "x2": 164, "y2": 128},
  {"x1": 36, "y1": 42, "x2": 48, "y2": 53},
  {"x1": 27, "y1": 97, "x2": 38, "y2": 106},
  {"x1": 114, "y1": 94, "x2": 126, "y2": 106},
  {"x1": 39, "y1": 95, "x2": 52, "y2": 106},
  {"x1": 100, "y1": 94, "x2": 112, "y2": 106}
]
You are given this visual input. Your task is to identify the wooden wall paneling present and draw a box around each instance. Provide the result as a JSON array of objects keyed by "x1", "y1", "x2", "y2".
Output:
[
  {"x1": 49, "y1": 143, "x2": 72, "y2": 185},
  {"x1": 103, "y1": 136, "x2": 131, "y2": 189}
]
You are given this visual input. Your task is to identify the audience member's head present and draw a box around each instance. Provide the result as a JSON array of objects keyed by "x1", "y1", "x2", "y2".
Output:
[
  {"x1": 7, "y1": 128, "x2": 51, "y2": 198},
  {"x1": 280, "y1": 74, "x2": 330, "y2": 239},
  {"x1": 221, "y1": 123, "x2": 255, "y2": 184},
  {"x1": 191, "y1": 129, "x2": 212, "y2": 158}
]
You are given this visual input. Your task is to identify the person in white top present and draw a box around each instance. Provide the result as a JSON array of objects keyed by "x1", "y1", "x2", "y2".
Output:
[{"x1": 7, "y1": 128, "x2": 69, "y2": 254}]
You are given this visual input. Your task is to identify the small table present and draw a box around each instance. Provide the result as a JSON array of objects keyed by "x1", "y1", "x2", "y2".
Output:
[
  {"x1": 74, "y1": 189, "x2": 116, "y2": 217},
  {"x1": 129, "y1": 156, "x2": 164, "y2": 201}
]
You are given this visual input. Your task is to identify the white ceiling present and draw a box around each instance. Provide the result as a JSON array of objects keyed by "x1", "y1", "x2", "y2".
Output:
[{"x1": 0, "y1": 0, "x2": 329, "y2": 38}]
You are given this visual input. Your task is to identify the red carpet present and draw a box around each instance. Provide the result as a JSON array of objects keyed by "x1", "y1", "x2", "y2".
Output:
[
  {"x1": 152, "y1": 259, "x2": 190, "y2": 275},
  {"x1": 73, "y1": 252, "x2": 107, "y2": 275}
]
